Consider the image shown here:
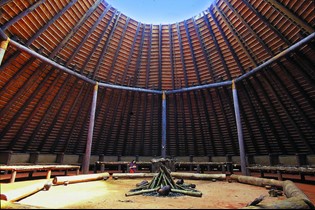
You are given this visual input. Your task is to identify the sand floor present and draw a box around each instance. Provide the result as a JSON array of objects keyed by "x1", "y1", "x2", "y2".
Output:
[{"x1": 1, "y1": 171, "x2": 314, "y2": 209}]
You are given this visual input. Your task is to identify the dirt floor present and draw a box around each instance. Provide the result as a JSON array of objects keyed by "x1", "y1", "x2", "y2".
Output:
[{"x1": 1, "y1": 171, "x2": 315, "y2": 209}]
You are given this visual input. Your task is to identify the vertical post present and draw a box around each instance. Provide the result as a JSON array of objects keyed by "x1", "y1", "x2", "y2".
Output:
[
  {"x1": 232, "y1": 80, "x2": 248, "y2": 175},
  {"x1": 161, "y1": 91, "x2": 167, "y2": 158},
  {"x1": 0, "y1": 33, "x2": 9, "y2": 65},
  {"x1": 82, "y1": 82, "x2": 98, "y2": 174}
]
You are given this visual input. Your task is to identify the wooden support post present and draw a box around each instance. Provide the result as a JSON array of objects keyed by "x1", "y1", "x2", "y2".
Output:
[
  {"x1": 99, "y1": 154, "x2": 105, "y2": 172},
  {"x1": 0, "y1": 150, "x2": 13, "y2": 165},
  {"x1": 29, "y1": 152, "x2": 39, "y2": 164},
  {"x1": 296, "y1": 153, "x2": 307, "y2": 166},
  {"x1": 269, "y1": 153, "x2": 279, "y2": 166},
  {"x1": 0, "y1": 151, "x2": 13, "y2": 174},
  {"x1": 56, "y1": 153, "x2": 64, "y2": 164},
  {"x1": 10, "y1": 171, "x2": 17, "y2": 183},
  {"x1": 28, "y1": 171, "x2": 34, "y2": 178},
  {"x1": 260, "y1": 170, "x2": 264, "y2": 178},
  {"x1": 196, "y1": 164, "x2": 201, "y2": 173},
  {"x1": 207, "y1": 155, "x2": 212, "y2": 171},
  {"x1": 82, "y1": 82, "x2": 98, "y2": 174},
  {"x1": 161, "y1": 91, "x2": 167, "y2": 158},
  {"x1": 0, "y1": 37, "x2": 9, "y2": 65},
  {"x1": 232, "y1": 80, "x2": 247, "y2": 176},
  {"x1": 277, "y1": 170, "x2": 283, "y2": 181},
  {"x1": 46, "y1": 170, "x2": 52, "y2": 179},
  {"x1": 226, "y1": 162, "x2": 233, "y2": 174}
]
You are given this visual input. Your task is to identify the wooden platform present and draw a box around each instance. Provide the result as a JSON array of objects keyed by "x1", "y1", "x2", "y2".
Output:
[{"x1": 0, "y1": 165, "x2": 80, "y2": 183}]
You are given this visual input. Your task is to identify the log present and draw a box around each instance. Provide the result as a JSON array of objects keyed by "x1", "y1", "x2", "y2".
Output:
[
  {"x1": 157, "y1": 185, "x2": 171, "y2": 196},
  {"x1": 282, "y1": 180, "x2": 314, "y2": 208},
  {"x1": 230, "y1": 175, "x2": 315, "y2": 209},
  {"x1": 229, "y1": 174, "x2": 283, "y2": 187},
  {"x1": 171, "y1": 172, "x2": 226, "y2": 180},
  {"x1": 149, "y1": 172, "x2": 162, "y2": 188},
  {"x1": 112, "y1": 173, "x2": 156, "y2": 179},
  {"x1": 129, "y1": 183, "x2": 150, "y2": 192},
  {"x1": 136, "y1": 180, "x2": 149, "y2": 187},
  {"x1": 170, "y1": 188, "x2": 202, "y2": 197},
  {"x1": 0, "y1": 180, "x2": 47, "y2": 201},
  {"x1": 241, "y1": 197, "x2": 313, "y2": 209},
  {"x1": 246, "y1": 195, "x2": 265, "y2": 206},
  {"x1": 125, "y1": 188, "x2": 158, "y2": 196},
  {"x1": 52, "y1": 172, "x2": 110, "y2": 185},
  {"x1": 161, "y1": 165, "x2": 176, "y2": 187},
  {"x1": 0, "y1": 200, "x2": 47, "y2": 209}
]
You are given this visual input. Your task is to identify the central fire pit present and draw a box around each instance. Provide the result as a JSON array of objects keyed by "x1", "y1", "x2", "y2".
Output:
[{"x1": 125, "y1": 163, "x2": 202, "y2": 197}]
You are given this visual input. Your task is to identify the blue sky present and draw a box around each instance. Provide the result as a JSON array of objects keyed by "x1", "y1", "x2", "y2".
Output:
[{"x1": 104, "y1": 0, "x2": 214, "y2": 24}]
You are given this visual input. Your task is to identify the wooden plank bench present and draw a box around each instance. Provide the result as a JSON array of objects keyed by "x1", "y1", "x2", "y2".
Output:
[
  {"x1": 0, "y1": 165, "x2": 80, "y2": 183},
  {"x1": 174, "y1": 161, "x2": 234, "y2": 174},
  {"x1": 94, "y1": 161, "x2": 152, "y2": 173},
  {"x1": 246, "y1": 165, "x2": 315, "y2": 181}
]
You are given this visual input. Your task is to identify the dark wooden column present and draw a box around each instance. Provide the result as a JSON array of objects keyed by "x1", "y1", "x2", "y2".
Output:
[
  {"x1": 232, "y1": 80, "x2": 247, "y2": 176},
  {"x1": 82, "y1": 82, "x2": 99, "y2": 174},
  {"x1": 161, "y1": 91, "x2": 167, "y2": 158}
]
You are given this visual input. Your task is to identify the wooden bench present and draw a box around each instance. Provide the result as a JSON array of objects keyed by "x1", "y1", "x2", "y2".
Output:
[
  {"x1": 0, "y1": 165, "x2": 80, "y2": 183},
  {"x1": 246, "y1": 153, "x2": 315, "y2": 181},
  {"x1": 174, "y1": 161, "x2": 234, "y2": 173},
  {"x1": 246, "y1": 165, "x2": 315, "y2": 181},
  {"x1": 94, "y1": 161, "x2": 153, "y2": 173},
  {"x1": 173, "y1": 155, "x2": 238, "y2": 174}
]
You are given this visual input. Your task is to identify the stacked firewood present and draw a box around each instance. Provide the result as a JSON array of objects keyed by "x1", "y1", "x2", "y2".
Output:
[{"x1": 125, "y1": 164, "x2": 202, "y2": 197}]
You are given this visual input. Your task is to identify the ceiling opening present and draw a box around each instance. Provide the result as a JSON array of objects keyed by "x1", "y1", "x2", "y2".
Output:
[{"x1": 104, "y1": 0, "x2": 214, "y2": 24}]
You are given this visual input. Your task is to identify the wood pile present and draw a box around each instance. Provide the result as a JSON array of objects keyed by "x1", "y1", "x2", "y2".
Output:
[{"x1": 125, "y1": 164, "x2": 202, "y2": 197}]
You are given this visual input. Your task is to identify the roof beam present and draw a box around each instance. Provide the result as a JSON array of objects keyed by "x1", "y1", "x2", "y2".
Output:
[
  {"x1": 4, "y1": 31, "x2": 314, "y2": 96},
  {"x1": 265, "y1": 0, "x2": 314, "y2": 34},
  {"x1": 1, "y1": 0, "x2": 44, "y2": 30},
  {"x1": 235, "y1": 32, "x2": 315, "y2": 82}
]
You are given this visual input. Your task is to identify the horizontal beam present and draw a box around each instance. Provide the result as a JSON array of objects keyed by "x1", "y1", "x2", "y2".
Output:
[
  {"x1": 98, "y1": 82, "x2": 162, "y2": 94},
  {"x1": 7, "y1": 30, "x2": 315, "y2": 95},
  {"x1": 235, "y1": 32, "x2": 315, "y2": 82},
  {"x1": 0, "y1": 29, "x2": 8, "y2": 41},
  {"x1": 165, "y1": 80, "x2": 232, "y2": 94},
  {"x1": 9, "y1": 38, "x2": 162, "y2": 94},
  {"x1": 9, "y1": 39, "x2": 96, "y2": 84}
]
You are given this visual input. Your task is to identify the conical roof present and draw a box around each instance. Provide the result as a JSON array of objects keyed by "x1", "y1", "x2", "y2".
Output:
[{"x1": 0, "y1": 0, "x2": 314, "y2": 156}]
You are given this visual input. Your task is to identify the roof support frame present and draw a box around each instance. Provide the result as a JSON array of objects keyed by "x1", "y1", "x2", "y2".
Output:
[
  {"x1": 4, "y1": 31, "x2": 313, "y2": 94},
  {"x1": 54, "y1": 80, "x2": 86, "y2": 152},
  {"x1": 94, "y1": 76, "x2": 118, "y2": 154},
  {"x1": 64, "y1": 83, "x2": 91, "y2": 153},
  {"x1": 37, "y1": 74, "x2": 74, "y2": 151},
  {"x1": 212, "y1": 7, "x2": 275, "y2": 154},
  {"x1": 49, "y1": 77, "x2": 81, "y2": 153},
  {"x1": 5, "y1": 65, "x2": 54, "y2": 151}
]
